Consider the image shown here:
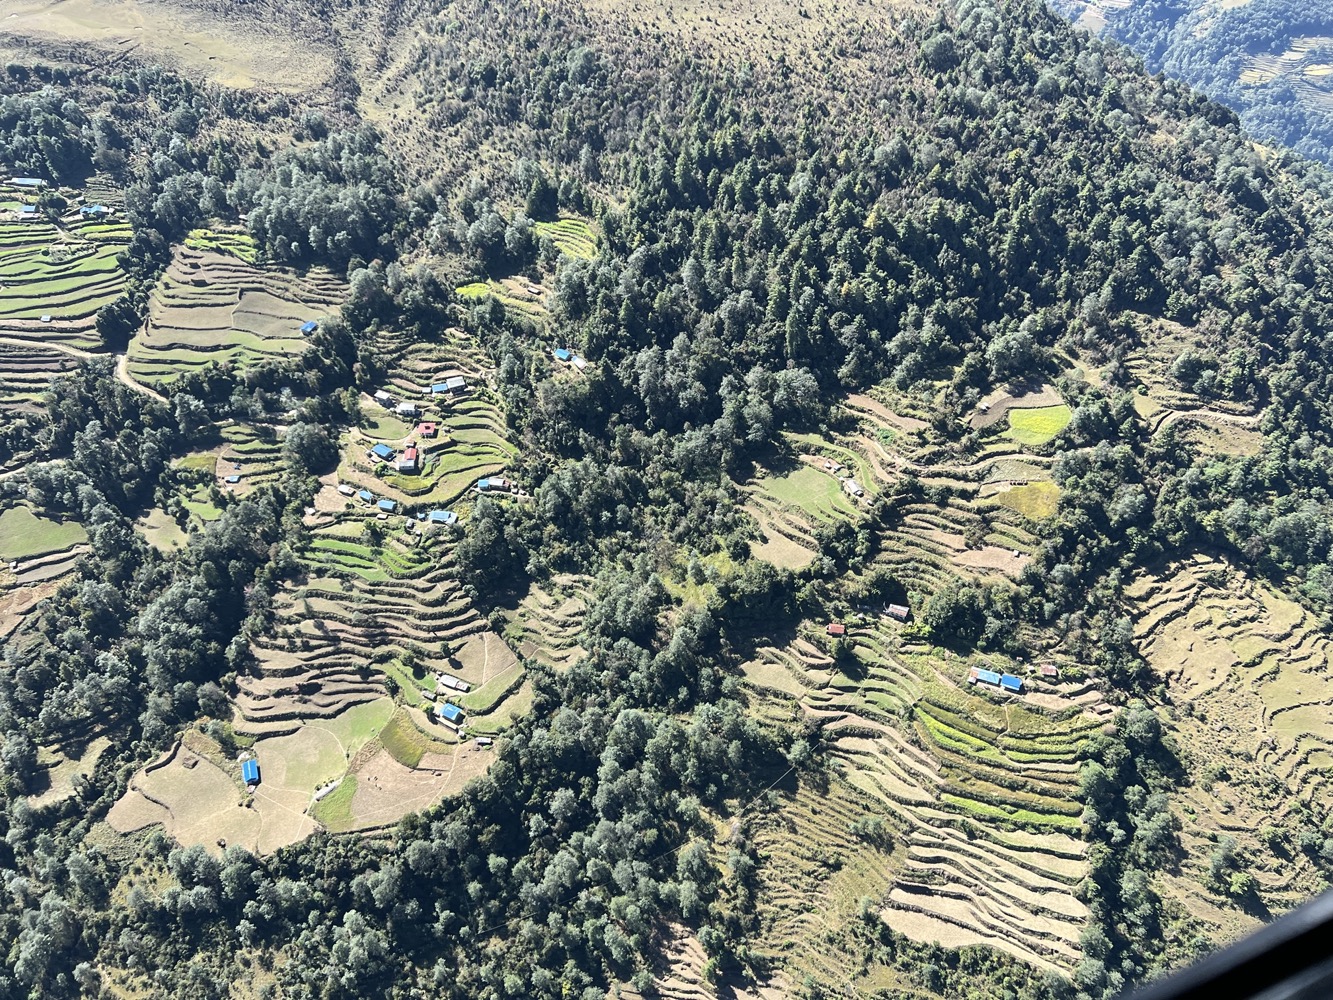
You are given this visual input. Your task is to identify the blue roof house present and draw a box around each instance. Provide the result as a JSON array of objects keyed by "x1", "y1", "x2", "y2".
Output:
[
  {"x1": 300, "y1": 321, "x2": 319, "y2": 335},
  {"x1": 553, "y1": 348, "x2": 573, "y2": 363},
  {"x1": 241, "y1": 759, "x2": 260, "y2": 785},
  {"x1": 371, "y1": 443, "x2": 394, "y2": 460},
  {"x1": 436, "y1": 703, "x2": 464, "y2": 723},
  {"x1": 19, "y1": 205, "x2": 36, "y2": 215},
  {"x1": 378, "y1": 499, "x2": 397, "y2": 512},
  {"x1": 1000, "y1": 673, "x2": 1025, "y2": 693},
  {"x1": 430, "y1": 382, "x2": 450, "y2": 395},
  {"x1": 976, "y1": 669, "x2": 1002, "y2": 686},
  {"x1": 80, "y1": 204, "x2": 110, "y2": 218},
  {"x1": 428, "y1": 510, "x2": 457, "y2": 525},
  {"x1": 356, "y1": 489, "x2": 374, "y2": 503}
]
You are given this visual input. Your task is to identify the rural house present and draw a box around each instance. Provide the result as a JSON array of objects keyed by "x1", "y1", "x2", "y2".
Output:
[
  {"x1": 79, "y1": 204, "x2": 111, "y2": 218},
  {"x1": 1000, "y1": 673, "x2": 1025, "y2": 693},
  {"x1": 396, "y1": 447, "x2": 419, "y2": 473},
  {"x1": 1039, "y1": 664, "x2": 1059, "y2": 679},
  {"x1": 373, "y1": 389, "x2": 393, "y2": 405},
  {"x1": 887, "y1": 603, "x2": 910, "y2": 621},
  {"x1": 370, "y1": 443, "x2": 394, "y2": 461},
  {"x1": 300, "y1": 320, "x2": 319, "y2": 335},
  {"x1": 241, "y1": 759, "x2": 260, "y2": 785},
  {"x1": 428, "y1": 510, "x2": 457, "y2": 525},
  {"x1": 396, "y1": 401, "x2": 419, "y2": 417},
  {"x1": 416, "y1": 422, "x2": 438, "y2": 438},
  {"x1": 973, "y1": 668, "x2": 1002, "y2": 687},
  {"x1": 842, "y1": 478, "x2": 865, "y2": 498},
  {"x1": 445, "y1": 375, "x2": 467, "y2": 395},
  {"x1": 9, "y1": 177, "x2": 46, "y2": 189},
  {"x1": 826, "y1": 622, "x2": 846, "y2": 637},
  {"x1": 430, "y1": 382, "x2": 450, "y2": 395},
  {"x1": 553, "y1": 347, "x2": 573, "y2": 363},
  {"x1": 356, "y1": 489, "x2": 374, "y2": 503},
  {"x1": 378, "y1": 499, "x2": 398, "y2": 513},
  {"x1": 337, "y1": 484, "x2": 355, "y2": 497}
]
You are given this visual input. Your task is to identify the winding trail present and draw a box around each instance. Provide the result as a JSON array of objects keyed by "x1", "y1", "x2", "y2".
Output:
[{"x1": 0, "y1": 335, "x2": 168, "y2": 405}]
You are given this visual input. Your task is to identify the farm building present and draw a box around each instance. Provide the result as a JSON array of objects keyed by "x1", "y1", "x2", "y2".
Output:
[
  {"x1": 973, "y1": 668, "x2": 1002, "y2": 687},
  {"x1": 241, "y1": 759, "x2": 260, "y2": 785},
  {"x1": 437, "y1": 672, "x2": 470, "y2": 692},
  {"x1": 1039, "y1": 664, "x2": 1059, "y2": 679},
  {"x1": 396, "y1": 401, "x2": 419, "y2": 417},
  {"x1": 429, "y1": 382, "x2": 450, "y2": 394},
  {"x1": 225, "y1": 474, "x2": 241, "y2": 485},
  {"x1": 477, "y1": 476, "x2": 511, "y2": 492},
  {"x1": 571, "y1": 355, "x2": 588, "y2": 370},
  {"x1": 428, "y1": 510, "x2": 457, "y2": 525},
  {"x1": 373, "y1": 390, "x2": 393, "y2": 405},
  {"x1": 356, "y1": 489, "x2": 374, "y2": 503},
  {"x1": 79, "y1": 204, "x2": 111, "y2": 218},
  {"x1": 436, "y1": 702, "x2": 464, "y2": 724},
  {"x1": 10, "y1": 177, "x2": 46, "y2": 189},
  {"x1": 370, "y1": 443, "x2": 394, "y2": 461},
  {"x1": 445, "y1": 375, "x2": 467, "y2": 394},
  {"x1": 887, "y1": 603, "x2": 910, "y2": 621},
  {"x1": 1000, "y1": 673, "x2": 1025, "y2": 693},
  {"x1": 396, "y1": 447, "x2": 419, "y2": 472},
  {"x1": 826, "y1": 623, "x2": 847, "y2": 636},
  {"x1": 300, "y1": 320, "x2": 319, "y2": 335},
  {"x1": 842, "y1": 479, "x2": 865, "y2": 498},
  {"x1": 475, "y1": 737, "x2": 494, "y2": 747},
  {"x1": 553, "y1": 347, "x2": 573, "y2": 363},
  {"x1": 19, "y1": 205, "x2": 37, "y2": 217},
  {"x1": 378, "y1": 499, "x2": 398, "y2": 513},
  {"x1": 337, "y1": 484, "x2": 355, "y2": 497},
  {"x1": 416, "y1": 422, "x2": 438, "y2": 438}
]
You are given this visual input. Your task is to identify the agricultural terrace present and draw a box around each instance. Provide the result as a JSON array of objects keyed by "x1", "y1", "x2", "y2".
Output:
[
  {"x1": 184, "y1": 227, "x2": 260, "y2": 264},
  {"x1": 501, "y1": 574, "x2": 592, "y2": 669},
  {"x1": 1127, "y1": 556, "x2": 1333, "y2": 936},
  {"x1": 533, "y1": 217, "x2": 598, "y2": 259},
  {"x1": 0, "y1": 505, "x2": 88, "y2": 638},
  {"x1": 1006, "y1": 404, "x2": 1072, "y2": 446},
  {"x1": 125, "y1": 240, "x2": 345, "y2": 384},
  {"x1": 0, "y1": 341, "x2": 81, "y2": 410},
  {"x1": 0, "y1": 206, "x2": 131, "y2": 350},
  {"x1": 456, "y1": 276, "x2": 550, "y2": 327},
  {"x1": 742, "y1": 616, "x2": 1107, "y2": 974}
]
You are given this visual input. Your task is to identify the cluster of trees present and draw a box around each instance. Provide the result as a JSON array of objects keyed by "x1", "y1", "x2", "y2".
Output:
[{"x1": 0, "y1": 87, "x2": 92, "y2": 184}]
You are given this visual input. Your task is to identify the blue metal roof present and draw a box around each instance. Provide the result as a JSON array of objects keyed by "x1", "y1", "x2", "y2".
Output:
[
  {"x1": 241, "y1": 759, "x2": 260, "y2": 784},
  {"x1": 356, "y1": 489, "x2": 374, "y2": 502},
  {"x1": 371, "y1": 443, "x2": 393, "y2": 459},
  {"x1": 553, "y1": 348, "x2": 572, "y2": 361},
  {"x1": 300, "y1": 321, "x2": 318, "y2": 334},
  {"x1": 437, "y1": 703, "x2": 463, "y2": 722},
  {"x1": 378, "y1": 499, "x2": 397, "y2": 511},
  {"x1": 476, "y1": 478, "x2": 490, "y2": 490},
  {"x1": 431, "y1": 383, "x2": 449, "y2": 393},
  {"x1": 1000, "y1": 673, "x2": 1024, "y2": 692},
  {"x1": 428, "y1": 510, "x2": 457, "y2": 524},
  {"x1": 976, "y1": 669, "x2": 1002, "y2": 686}
]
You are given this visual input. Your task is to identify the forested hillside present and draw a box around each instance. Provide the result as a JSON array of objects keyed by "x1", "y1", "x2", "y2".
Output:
[
  {"x1": 1051, "y1": 0, "x2": 1333, "y2": 166},
  {"x1": 0, "y1": 0, "x2": 1332, "y2": 997}
]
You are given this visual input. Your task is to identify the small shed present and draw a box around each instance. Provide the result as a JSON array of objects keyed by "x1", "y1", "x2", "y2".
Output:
[
  {"x1": 416, "y1": 422, "x2": 438, "y2": 438},
  {"x1": 428, "y1": 510, "x2": 457, "y2": 526},
  {"x1": 300, "y1": 320, "x2": 319, "y2": 335},
  {"x1": 826, "y1": 623, "x2": 846, "y2": 637},
  {"x1": 553, "y1": 347, "x2": 573, "y2": 363},
  {"x1": 378, "y1": 499, "x2": 397, "y2": 513},
  {"x1": 370, "y1": 443, "x2": 394, "y2": 461},
  {"x1": 976, "y1": 669, "x2": 1002, "y2": 687},
  {"x1": 356, "y1": 489, "x2": 374, "y2": 503},
  {"x1": 225, "y1": 474, "x2": 241, "y2": 485},
  {"x1": 968, "y1": 666, "x2": 980, "y2": 684},
  {"x1": 842, "y1": 479, "x2": 865, "y2": 498},
  {"x1": 887, "y1": 603, "x2": 910, "y2": 622},
  {"x1": 241, "y1": 759, "x2": 260, "y2": 785},
  {"x1": 1000, "y1": 673, "x2": 1024, "y2": 693},
  {"x1": 337, "y1": 484, "x2": 355, "y2": 497},
  {"x1": 436, "y1": 702, "x2": 464, "y2": 724},
  {"x1": 571, "y1": 355, "x2": 588, "y2": 370}
]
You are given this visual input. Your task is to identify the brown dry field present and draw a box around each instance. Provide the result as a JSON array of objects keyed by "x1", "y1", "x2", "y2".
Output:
[
  {"x1": 346, "y1": 744, "x2": 489, "y2": 830},
  {"x1": 1, "y1": 0, "x2": 335, "y2": 90}
]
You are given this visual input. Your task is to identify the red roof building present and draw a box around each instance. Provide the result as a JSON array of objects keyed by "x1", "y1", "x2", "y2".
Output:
[
  {"x1": 1039, "y1": 664, "x2": 1059, "y2": 679},
  {"x1": 416, "y1": 422, "x2": 438, "y2": 438},
  {"x1": 826, "y1": 623, "x2": 846, "y2": 637}
]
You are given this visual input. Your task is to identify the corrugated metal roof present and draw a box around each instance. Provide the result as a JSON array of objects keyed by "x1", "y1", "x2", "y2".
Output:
[{"x1": 976, "y1": 669, "x2": 1002, "y2": 686}]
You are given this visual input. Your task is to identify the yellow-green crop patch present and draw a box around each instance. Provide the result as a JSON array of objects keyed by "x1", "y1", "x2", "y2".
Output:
[
  {"x1": 990, "y1": 480, "x2": 1060, "y2": 520},
  {"x1": 534, "y1": 218, "x2": 597, "y2": 259},
  {"x1": 1006, "y1": 404, "x2": 1072, "y2": 446},
  {"x1": 184, "y1": 228, "x2": 260, "y2": 264},
  {"x1": 456, "y1": 281, "x2": 491, "y2": 299},
  {"x1": 0, "y1": 506, "x2": 87, "y2": 561}
]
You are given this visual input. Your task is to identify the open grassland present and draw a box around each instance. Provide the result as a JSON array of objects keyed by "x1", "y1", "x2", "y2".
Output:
[
  {"x1": 1005, "y1": 404, "x2": 1072, "y2": 446},
  {"x1": 126, "y1": 244, "x2": 345, "y2": 384},
  {"x1": 1126, "y1": 556, "x2": 1333, "y2": 939},
  {"x1": 534, "y1": 218, "x2": 598, "y2": 259},
  {"x1": 743, "y1": 615, "x2": 1107, "y2": 974},
  {"x1": 0, "y1": 213, "x2": 130, "y2": 350}
]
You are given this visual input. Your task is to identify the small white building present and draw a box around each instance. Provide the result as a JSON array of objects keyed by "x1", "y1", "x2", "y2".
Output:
[
  {"x1": 842, "y1": 478, "x2": 865, "y2": 498},
  {"x1": 373, "y1": 390, "x2": 393, "y2": 405}
]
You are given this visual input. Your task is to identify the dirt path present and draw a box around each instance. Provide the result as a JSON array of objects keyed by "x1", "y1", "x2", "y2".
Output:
[{"x1": 0, "y1": 336, "x2": 168, "y2": 405}]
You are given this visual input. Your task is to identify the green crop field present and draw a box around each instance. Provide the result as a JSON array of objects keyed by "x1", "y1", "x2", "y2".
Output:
[
  {"x1": 184, "y1": 228, "x2": 260, "y2": 264},
  {"x1": 0, "y1": 506, "x2": 87, "y2": 561},
  {"x1": 1006, "y1": 404, "x2": 1072, "y2": 446},
  {"x1": 534, "y1": 218, "x2": 597, "y2": 259},
  {"x1": 990, "y1": 480, "x2": 1061, "y2": 520}
]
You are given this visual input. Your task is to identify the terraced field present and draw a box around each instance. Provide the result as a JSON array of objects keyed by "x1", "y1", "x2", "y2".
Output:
[
  {"x1": 0, "y1": 505, "x2": 88, "y2": 638},
  {"x1": 503, "y1": 574, "x2": 591, "y2": 669},
  {"x1": 743, "y1": 617, "x2": 1106, "y2": 974},
  {"x1": 534, "y1": 217, "x2": 598, "y2": 259},
  {"x1": 1127, "y1": 556, "x2": 1333, "y2": 941},
  {"x1": 0, "y1": 211, "x2": 131, "y2": 350},
  {"x1": 0, "y1": 341, "x2": 81, "y2": 409},
  {"x1": 456, "y1": 276, "x2": 550, "y2": 326},
  {"x1": 125, "y1": 241, "x2": 344, "y2": 384}
]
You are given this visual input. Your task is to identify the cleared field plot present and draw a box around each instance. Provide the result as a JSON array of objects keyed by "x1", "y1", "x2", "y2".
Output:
[
  {"x1": 0, "y1": 215, "x2": 129, "y2": 349},
  {"x1": 0, "y1": 341, "x2": 82, "y2": 409},
  {"x1": 126, "y1": 245, "x2": 345, "y2": 384},
  {"x1": 454, "y1": 277, "x2": 549, "y2": 325},
  {"x1": 534, "y1": 218, "x2": 598, "y2": 259},
  {"x1": 184, "y1": 228, "x2": 259, "y2": 263},
  {"x1": 743, "y1": 620, "x2": 1098, "y2": 973},
  {"x1": 1006, "y1": 405, "x2": 1072, "y2": 446},
  {"x1": 135, "y1": 507, "x2": 188, "y2": 552},
  {"x1": 28, "y1": 736, "x2": 111, "y2": 810},
  {"x1": 986, "y1": 481, "x2": 1061, "y2": 520},
  {"x1": 1126, "y1": 556, "x2": 1333, "y2": 931},
  {"x1": 0, "y1": 505, "x2": 87, "y2": 561},
  {"x1": 753, "y1": 464, "x2": 858, "y2": 522}
]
